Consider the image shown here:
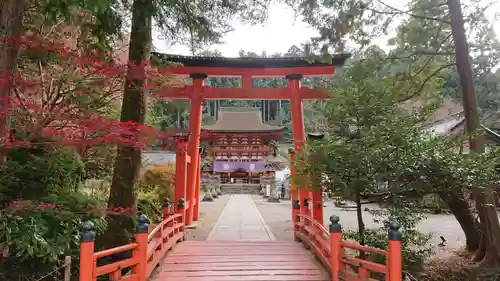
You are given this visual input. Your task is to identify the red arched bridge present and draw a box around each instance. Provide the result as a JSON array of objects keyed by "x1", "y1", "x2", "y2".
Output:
[
  {"x1": 78, "y1": 54, "x2": 403, "y2": 281},
  {"x1": 78, "y1": 144, "x2": 403, "y2": 281}
]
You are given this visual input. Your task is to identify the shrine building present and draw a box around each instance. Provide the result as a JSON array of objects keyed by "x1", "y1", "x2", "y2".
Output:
[{"x1": 201, "y1": 107, "x2": 285, "y2": 184}]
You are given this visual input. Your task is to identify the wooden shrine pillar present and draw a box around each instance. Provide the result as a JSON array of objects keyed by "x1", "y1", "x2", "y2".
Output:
[
  {"x1": 186, "y1": 73, "x2": 205, "y2": 225},
  {"x1": 287, "y1": 74, "x2": 310, "y2": 216},
  {"x1": 287, "y1": 74, "x2": 323, "y2": 225},
  {"x1": 174, "y1": 137, "x2": 188, "y2": 217}
]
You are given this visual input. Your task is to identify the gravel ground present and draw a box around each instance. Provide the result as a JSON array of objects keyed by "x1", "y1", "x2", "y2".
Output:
[
  {"x1": 251, "y1": 195, "x2": 468, "y2": 258},
  {"x1": 184, "y1": 194, "x2": 231, "y2": 240}
]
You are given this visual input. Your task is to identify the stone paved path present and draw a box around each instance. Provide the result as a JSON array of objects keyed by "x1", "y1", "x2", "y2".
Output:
[
  {"x1": 207, "y1": 194, "x2": 276, "y2": 241},
  {"x1": 184, "y1": 194, "x2": 230, "y2": 241}
]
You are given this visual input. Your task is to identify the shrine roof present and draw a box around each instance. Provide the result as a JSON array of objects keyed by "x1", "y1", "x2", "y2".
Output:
[
  {"x1": 152, "y1": 53, "x2": 350, "y2": 69},
  {"x1": 202, "y1": 107, "x2": 285, "y2": 133}
]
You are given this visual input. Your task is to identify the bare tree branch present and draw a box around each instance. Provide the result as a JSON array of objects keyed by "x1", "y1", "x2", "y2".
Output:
[{"x1": 373, "y1": 0, "x2": 451, "y2": 24}]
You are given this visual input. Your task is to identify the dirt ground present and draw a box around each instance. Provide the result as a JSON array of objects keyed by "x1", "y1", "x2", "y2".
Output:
[{"x1": 184, "y1": 194, "x2": 231, "y2": 240}]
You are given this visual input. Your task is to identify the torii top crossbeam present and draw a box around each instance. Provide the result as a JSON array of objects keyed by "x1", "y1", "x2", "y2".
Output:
[{"x1": 154, "y1": 52, "x2": 350, "y2": 100}]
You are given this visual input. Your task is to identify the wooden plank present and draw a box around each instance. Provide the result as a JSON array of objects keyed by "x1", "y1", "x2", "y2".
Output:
[
  {"x1": 154, "y1": 241, "x2": 329, "y2": 281},
  {"x1": 164, "y1": 256, "x2": 312, "y2": 263},
  {"x1": 162, "y1": 261, "x2": 315, "y2": 267},
  {"x1": 163, "y1": 264, "x2": 319, "y2": 271},
  {"x1": 172, "y1": 250, "x2": 304, "y2": 254},
  {"x1": 178, "y1": 241, "x2": 295, "y2": 244},
  {"x1": 160, "y1": 269, "x2": 325, "y2": 276},
  {"x1": 156, "y1": 276, "x2": 328, "y2": 281}
]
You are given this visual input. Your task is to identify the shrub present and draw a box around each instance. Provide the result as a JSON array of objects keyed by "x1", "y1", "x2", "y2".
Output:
[
  {"x1": 81, "y1": 146, "x2": 116, "y2": 181},
  {"x1": 0, "y1": 148, "x2": 107, "y2": 280},
  {"x1": 344, "y1": 199, "x2": 434, "y2": 274},
  {"x1": 137, "y1": 164, "x2": 176, "y2": 223},
  {"x1": 0, "y1": 148, "x2": 85, "y2": 203},
  {"x1": 0, "y1": 192, "x2": 107, "y2": 280}
]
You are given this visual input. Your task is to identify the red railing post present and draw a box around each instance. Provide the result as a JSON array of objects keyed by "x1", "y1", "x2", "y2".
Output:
[
  {"x1": 302, "y1": 197, "x2": 310, "y2": 216},
  {"x1": 177, "y1": 198, "x2": 186, "y2": 224},
  {"x1": 292, "y1": 199, "x2": 300, "y2": 241},
  {"x1": 329, "y1": 215, "x2": 342, "y2": 281},
  {"x1": 134, "y1": 214, "x2": 149, "y2": 281},
  {"x1": 312, "y1": 191, "x2": 324, "y2": 225},
  {"x1": 388, "y1": 221, "x2": 403, "y2": 281},
  {"x1": 79, "y1": 221, "x2": 95, "y2": 281}
]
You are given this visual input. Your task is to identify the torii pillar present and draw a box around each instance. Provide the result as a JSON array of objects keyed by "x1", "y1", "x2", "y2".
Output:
[
  {"x1": 286, "y1": 74, "x2": 323, "y2": 225},
  {"x1": 185, "y1": 73, "x2": 205, "y2": 225}
]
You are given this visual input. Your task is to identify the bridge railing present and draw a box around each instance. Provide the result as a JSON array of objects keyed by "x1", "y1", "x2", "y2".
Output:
[
  {"x1": 78, "y1": 200, "x2": 186, "y2": 281},
  {"x1": 293, "y1": 204, "x2": 402, "y2": 281}
]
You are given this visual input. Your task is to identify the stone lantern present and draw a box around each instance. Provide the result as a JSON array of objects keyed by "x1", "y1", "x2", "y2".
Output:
[
  {"x1": 260, "y1": 175, "x2": 273, "y2": 199},
  {"x1": 267, "y1": 176, "x2": 280, "y2": 203},
  {"x1": 213, "y1": 174, "x2": 222, "y2": 195},
  {"x1": 210, "y1": 175, "x2": 219, "y2": 199},
  {"x1": 201, "y1": 173, "x2": 214, "y2": 202}
]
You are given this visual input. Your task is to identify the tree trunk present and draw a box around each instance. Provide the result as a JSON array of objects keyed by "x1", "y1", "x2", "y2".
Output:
[
  {"x1": 0, "y1": 0, "x2": 26, "y2": 168},
  {"x1": 270, "y1": 100, "x2": 277, "y2": 120},
  {"x1": 438, "y1": 190, "x2": 481, "y2": 252},
  {"x1": 355, "y1": 190, "x2": 366, "y2": 258},
  {"x1": 102, "y1": 0, "x2": 152, "y2": 250},
  {"x1": 448, "y1": 0, "x2": 500, "y2": 266},
  {"x1": 263, "y1": 100, "x2": 267, "y2": 122},
  {"x1": 473, "y1": 189, "x2": 500, "y2": 266}
]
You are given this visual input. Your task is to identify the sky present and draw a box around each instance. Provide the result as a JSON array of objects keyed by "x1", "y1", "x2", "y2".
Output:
[{"x1": 153, "y1": 2, "x2": 500, "y2": 57}]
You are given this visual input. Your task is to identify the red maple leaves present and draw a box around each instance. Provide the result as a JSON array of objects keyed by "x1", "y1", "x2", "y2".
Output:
[{"x1": 0, "y1": 34, "x2": 189, "y2": 151}]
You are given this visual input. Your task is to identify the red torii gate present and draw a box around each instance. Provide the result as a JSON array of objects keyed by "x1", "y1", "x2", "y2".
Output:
[{"x1": 155, "y1": 53, "x2": 350, "y2": 226}]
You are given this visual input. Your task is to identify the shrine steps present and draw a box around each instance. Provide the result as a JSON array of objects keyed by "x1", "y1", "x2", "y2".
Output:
[
  {"x1": 220, "y1": 183, "x2": 261, "y2": 194},
  {"x1": 154, "y1": 241, "x2": 329, "y2": 281}
]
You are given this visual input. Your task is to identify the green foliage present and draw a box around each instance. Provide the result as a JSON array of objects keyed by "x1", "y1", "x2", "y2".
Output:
[
  {"x1": 0, "y1": 148, "x2": 106, "y2": 280},
  {"x1": 148, "y1": 0, "x2": 276, "y2": 51},
  {"x1": 294, "y1": 47, "x2": 443, "y2": 197},
  {"x1": 293, "y1": 48, "x2": 450, "y2": 274},
  {"x1": 40, "y1": 0, "x2": 124, "y2": 51},
  {"x1": 401, "y1": 137, "x2": 500, "y2": 193},
  {"x1": 202, "y1": 113, "x2": 216, "y2": 125},
  {"x1": 295, "y1": 0, "x2": 500, "y2": 134},
  {"x1": 137, "y1": 164, "x2": 176, "y2": 223},
  {"x1": 0, "y1": 148, "x2": 85, "y2": 203},
  {"x1": 0, "y1": 194, "x2": 107, "y2": 280},
  {"x1": 294, "y1": 45, "x2": 500, "y2": 276},
  {"x1": 81, "y1": 146, "x2": 115, "y2": 180},
  {"x1": 344, "y1": 199, "x2": 434, "y2": 272},
  {"x1": 137, "y1": 189, "x2": 163, "y2": 223}
]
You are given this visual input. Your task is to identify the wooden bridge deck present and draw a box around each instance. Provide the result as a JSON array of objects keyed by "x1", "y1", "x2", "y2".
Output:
[{"x1": 154, "y1": 241, "x2": 330, "y2": 281}]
